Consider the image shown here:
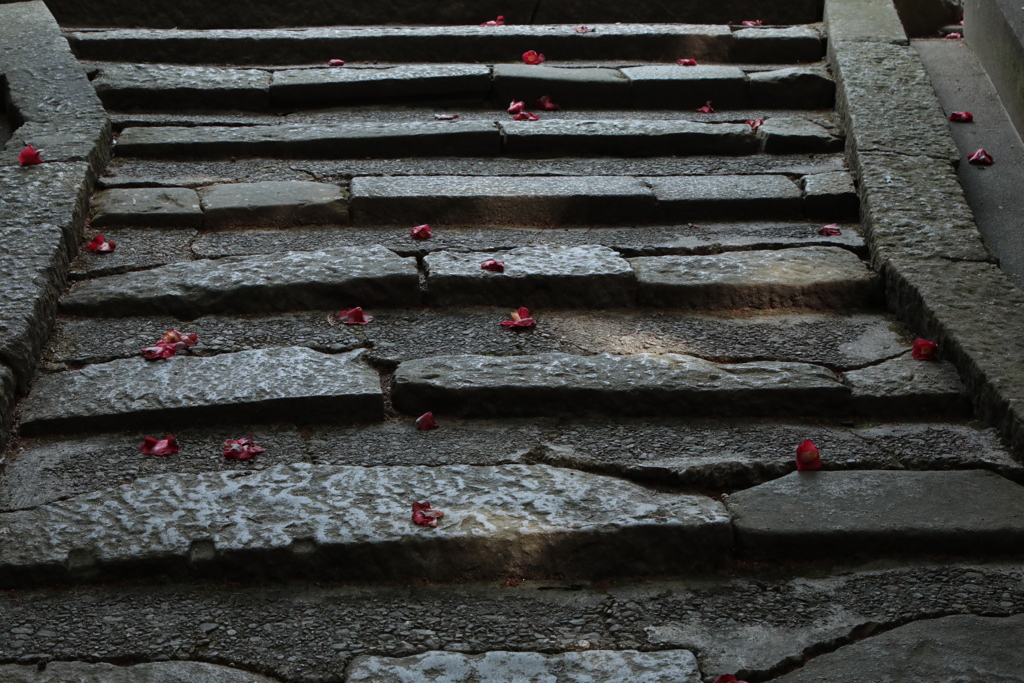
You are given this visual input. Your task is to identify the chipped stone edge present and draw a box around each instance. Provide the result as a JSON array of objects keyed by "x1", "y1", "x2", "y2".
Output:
[{"x1": 827, "y1": 0, "x2": 1024, "y2": 457}]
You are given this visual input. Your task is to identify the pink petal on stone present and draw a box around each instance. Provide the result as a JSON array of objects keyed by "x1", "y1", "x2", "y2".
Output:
[
  {"x1": 677, "y1": 58, "x2": 698, "y2": 66},
  {"x1": 339, "y1": 306, "x2": 374, "y2": 324},
  {"x1": 535, "y1": 95, "x2": 560, "y2": 111},
  {"x1": 328, "y1": 59, "x2": 346, "y2": 66},
  {"x1": 481, "y1": 15, "x2": 505, "y2": 26},
  {"x1": 140, "y1": 436, "x2": 179, "y2": 456},
  {"x1": 945, "y1": 32, "x2": 962, "y2": 39},
  {"x1": 968, "y1": 148, "x2": 994, "y2": 165},
  {"x1": 795, "y1": 440, "x2": 822, "y2": 471},
  {"x1": 501, "y1": 306, "x2": 537, "y2": 329},
  {"x1": 223, "y1": 434, "x2": 266, "y2": 460},
  {"x1": 416, "y1": 412, "x2": 440, "y2": 431},
  {"x1": 948, "y1": 111, "x2": 974, "y2": 122},
  {"x1": 911, "y1": 338, "x2": 939, "y2": 361},
  {"x1": 18, "y1": 145, "x2": 42, "y2": 166},
  {"x1": 817, "y1": 224, "x2": 842, "y2": 236},
  {"x1": 85, "y1": 234, "x2": 116, "y2": 253},
  {"x1": 522, "y1": 50, "x2": 545, "y2": 64},
  {"x1": 481, "y1": 258, "x2": 505, "y2": 273},
  {"x1": 573, "y1": 26, "x2": 596, "y2": 33},
  {"x1": 411, "y1": 224, "x2": 434, "y2": 239},
  {"x1": 412, "y1": 501, "x2": 445, "y2": 527},
  {"x1": 508, "y1": 100, "x2": 526, "y2": 114},
  {"x1": 512, "y1": 111, "x2": 540, "y2": 121},
  {"x1": 435, "y1": 114, "x2": 460, "y2": 121},
  {"x1": 741, "y1": 20, "x2": 763, "y2": 26},
  {"x1": 696, "y1": 101, "x2": 716, "y2": 113},
  {"x1": 745, "y1": 118, "x2": 765, "y2": 132}
]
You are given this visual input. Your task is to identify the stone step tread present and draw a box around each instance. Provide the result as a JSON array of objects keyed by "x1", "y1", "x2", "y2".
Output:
[
  {"x1": 0, "y1": 464, "x2": 732, "y2": 586},
  {"x1": 19, "y1": 347, "x2": 383, "y2": 436},
  {"x1": 0, "y1": 662, "x2": 277, "y2": 683}
]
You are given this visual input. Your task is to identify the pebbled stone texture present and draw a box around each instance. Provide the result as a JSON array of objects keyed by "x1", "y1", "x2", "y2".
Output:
[
  {"x1": 92, "y1": 64, "x2": 271, "y2": 110},
  {"x1": 393, "y1": 353, "x2": 849, "y2": 418},
  {"x1": 844, "y1": 354, "x2": 968, "y2": 415},
  {"x1": 198, "y1": 180, "x2": 348, "y2": 228},
  {"x1": 90, "y1": 187, "x2": 203, "y2": 228},
  {"x1": 60, "y1": 245, "x2": 419, "y2": 318},
  {"x1": 825, "y1": 0, "x2": 910, "y2": 44},
  {"x1": 347, "y1": 649, "x2": 701, "y2": 683},
  {"x1": 630, "y1": 247, "x2": 876, "y2": 310},
  {"x1": 802, "y1": 171, "x2": 859, "y2": 221},
  {"x1": 731, "y1": 26, "x2": 824, "y2": 63},
  {"x1": 0, "y1": 661, "x2": 277, "y2": 683},
  {"x1": 500, "y1": 120, "x2": 759, "y2": 157},
  {"x1": 424, "y1": 245, "x2": 636, "y2": 308},
  {"x1": 19, "y1": 347, "x2": 382, "y2": 435},
  {"x1": 645, "y1": 175, "x2": 803, "y2": 220},
  {"x1": 70, "y1": 228, "x2": 197, "y2": 280},
  {"x1": 622, "y1": 65, "x2": 749, "y2": 109},
  {"x1": 272, "y1": 64, "x2": 492, "y2": 104},
  {"x1": 493, "y1": 65, "x2": 630, "y2": 109},
  {"x1": 758, "y1": 117, "x2": 845, "y2": 154},
  {"x1": 749, "y1": 67, "x2": 835, "y2": 109},
  {"x1": 727, "y1": 470, "x2": 1024, "y2": 559},
  {"x1": 0, "y1": 463, "x2": 731, "y2": 586}
]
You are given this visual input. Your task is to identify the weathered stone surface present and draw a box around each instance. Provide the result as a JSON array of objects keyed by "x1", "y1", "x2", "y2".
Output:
[
  {"x1": 749, "y1": 67, "x2": 835, "y2": 109},
  {"x1": 622, "y1": 65, "x2": 748, "y2": 109},
  {"x1": 0, "y1": 364, "x2": 14, "y2": 450},
  {"x1": 393, "y1": 353, "x2": 849, "y2": 417},
  {"x1": 0, "y1": 661, "x2": 277, "y2": 683},
  {"x1": 424, "y1": 245, "x2": 636, "y2": 307},
  {"x1": 825, "y1": 0, "x2": 910, "y2": 44},
  {"x1": 731, "y1": 26, "x2": 823, "y2": 63},
  {"x1": 0, "y1": 117, "x2": 109, "y2": 169},
  {"x1": 20, "y1": 347, "x2": 382, "y2": 435},
  {"x1": 60, "y1": 245, "x2": 419, "y2": 317},
  {"x1": 0, "y1": 464, "x2": 731, "y2": 585},
  {"x1": 493, "y1": 65, "x2": 630, "y2": 109},
  {"x1": 758, "y1": 117, "x2": 845, "y2": 154},
  {"x1": 727, "y1": 470, "x2": 1024, "y2": 559},
  {"x1": 272, "y1": 65, "x2": 492, "y2": 104},
  {"x1": 198, "y1": 181, "x2": 348, "y2": 228},
  {"x1": 803, "y1": 171, "x2": 859, "y2": 220},
  {"x1": 93, "y1": 64, "x2": 271, "y2": 110},
  {"x1": 644, "y1": 175, "x2": 803, "y2": 220},
  {"x1": 630, "y1": 247, "x2": 877, "y2": 309},
  {"x1": 114, "y1": 121, "x2": 502, "y2": 159},
  {"x1": 347, "y1": 650, "x2": 702, "y2": 683},
  {"x1": 501, "y1": 119, "x2": 758, "y2": 157},
  {"x1": 773, "y1": 614, "x2": 1024, "y2": 683},
  {"x1": 350, "y1": 176, "x2": 656, "y2": 225},
  {"x1": 844, "y1": 354, "x2": 968, "y2": 415},
  {"x1": 70, "y1": 228, "x2": 197, "y2": 280},
  {"x1": 90, "y1": 187, "x2": 203, "y2": 228}
]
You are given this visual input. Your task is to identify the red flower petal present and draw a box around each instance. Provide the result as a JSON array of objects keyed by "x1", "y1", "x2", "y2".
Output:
[
  {"x1": 501, "y1": 306, "x2": 537, "y2": 328},
  {"x1": 412, "y1": 501, "x2": 445, "y2": 528},
  {"x1": 85, "y1": 234, "x2": 116, "y2": 253},
  {"x1": 435, "y1": 114, "x2": 460, "y2": 121},
  {"x1": 522, "y1": 50, "x2": 545, "y2": 65},
  {"x1": 508, "y1": 100, "x2": 526, "y2": 114},
  {"x1": 968, "y1": 149, "x2": 994, "y2": 165},
  {"x1": 573, "y1": 26, "x2": 596, "y2": 33},
  {"x1": 140, "y1": 436, "x2": 179, "y2": 456},
  {"x1": 795, "y1": 440, "x2": 822, "y2": 471},
  {"x1": 339, "y1": 307, "x2": 374, "y2": 324},
  {"x1": 141, "y1": 343, "x2": 177, "y2": 360},
  {"x1": 741, "y1": 20, "x2": 763, "y2": 26},
  {"x1": 676, "y1": 58, "x2": 698, "y2": 66},
  {"x1": 416, "y1": 412, "x2": 440, "y2": 431},
  {"x1": 696, "y1": 101, "x2": 715, "y2": 113},
  {"x1": 411, "y1": 224, "x2": 434, "y2": 239},
  {"x1": 18, "y1": 145, "x2": 42, "y2": 166},
  {"x1": 911, "y1": 338, "x2": 939, "y2": 361},
  {"x1": 162, "y1": 330, "x2": 198, "y2": 348},
  {"x1": 945, "y1": 32, "x2": 962, "y2": 39},
  {"x1": 535, "y1": 95, "x2": 560, "y2": 111},
  {"x1": 512, "y1": 111, "x2": 540, "y2": 121},
  {"x1": 481, "y1": 15, "x2": 505, "y2": 26},
  {"x1": 745, "y1": 118, "x2": 765, "y2": 132},
  {"x1": 713, "y1": 676, "x2": 748, "y2": 683},
  {"x1": 481, "y1": 258, "x2": 505, "y2": 273},
  {"x1": 328, "y1": 59, "x2": 346, "y2": 66},
  {"x1": 223, "y1": 434, "x2": 266, "y2": 460},
  {"x1": 817, "y1": 224, "x2": 842, "y2": 236},
  {"x1": 948, "y1": 111, "x2": 974, "y2": 122}
]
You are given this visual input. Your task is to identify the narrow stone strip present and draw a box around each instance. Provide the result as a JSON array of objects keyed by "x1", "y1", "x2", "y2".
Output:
[
  {"x1": 0, "y1": 662, "x2": 278, "y2": 683},
  {"x1": 645, "y1": 175, "x2": 804, "y2": 220},
  {"x1": 500, "y1": 120, "x2": 759, "y2": 157},
  {"x1": 92, "y1": 64, "x2": 271, "y2": 110},
  {"x1": 271, "y1": 65, "x2": 493, "y2": 104}
]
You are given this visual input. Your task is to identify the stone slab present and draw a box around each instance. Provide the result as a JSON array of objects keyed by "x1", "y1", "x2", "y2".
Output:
[
  {"x1": 19, "y1": 347, "x2": 382, "y2": 435},
  {"x1": 90, "y1": 187, "x2": 203, "y2": 228},
  {"x1": 92, "y1": 64, "x2": 271, "y2": 110},
  {"x1": 70, "y1": 228, "x2": 197, "y2": 280},
  {"x1": 0, "y1": 463, "x2": 731, "y2": 585},
  {"x1": 749, "y1": 67, "x2": 835, "y2": 109},
  {"x1": 114, "y1": 121, "x2": 502, "y2": 159},
  {"x1": 758, "y1": 117, "x2": 845, "y2": 154},
  {"x1": 60, "y1": 245, "x2": 419, "y2": 317},
  {"x1": 629, "y1": 247, "x2": 877, "y2": 309},
  {"x1": 424, "y1": 245, "x2": 636, "y2": 307},
  {"x1": 825, "y1": 0, "x2": 910, "y2": 45},
  {"x1": 392, "y1": 353, "x2": 850, "y2": 417},
  {"x1": 964, "y1": 0, "x2": 1024, "y2": 142},
  {"x1": 349, "y1": 175, "x2": 656, "y2": 225},
  {"x1": 534, "y1": 0, "x2": 819, "y2": 25},
  {"x1": 731, "y1": 26, "x2": 824, "y2": 63},
  {"x1": 0, "y1": 117, "x2": 110, "y2": 169},
  {"x1": 726, "y1": 470, "x2": 1024, "y2": 559},
  {"x1": 0, "y1": 661, "x2": 278, "y2": 682},
  {"x1": 622, "y1": 65, "x2": 749, "y2": 109},
  {"x1": 198, "y1": 180, "x2": 348, "y2": 228},
  {"x1": 272, "y1": 65, "x2": 492, "y2": 104},
  {"x1": 644, "y1": 175, "x2": 804, "y2": 220},
  {"x1": 802, "y1": 171, "x2": 859, "y2": 220},
  {"x1": 347, "y1": 650, "x2": 702, "y2": 683},
  {"x1": 844, "y1": 354, "x2": 968, "y2": 415},
  {"x1": 501, "y1": 119, "x2": 759, "y2": 157},
  {"x1": 493, "y1": 65, "x2": 630, "y2": 109}
]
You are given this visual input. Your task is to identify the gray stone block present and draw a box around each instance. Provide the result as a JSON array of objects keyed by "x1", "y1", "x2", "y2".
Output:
[
  {"x1": 425, "y1": 245, "x2": 636, "y2": 307},
  {"x1": 20, "y1": 347, "x2": 383, "y2": 435},
  {"x1": 824, "y1": 0, "x2": 910, "y2": 45},
  {"x1": 534, "y1": 0, "x2": 819, "y2": 25},
  {"x1": 644, "y1": 175, "x2": 803, "y2": 220},
  {"x1": 392, "y1": 353, "x2": 850, "y2": 417},
  {"x1": 272, "y1": 65, "x2": 492, "y2": 104},
  {"x1": 726, "y1": 470, "x2": 1024, "y2": 559},
  {"x1": 0, "y1": 661, "x2": 277, "y2": 683},
  {"x1": 198, "y1": 181, "x2": 348, "y2": 228},
  {"x1": 630, "y1": 247, "x2": 877, "y2": 309},
  {"x1": 802, "y1": 171, "x2": 859, "y2": 220},
  {"x1": 844, "y1": 354, "x2": 968, "y2": 415},
  {"x1": 0, "y1": 463, "x2": 731, "y2": 585},
  {"x1": 92, "y1": 64, "x2": 271, "y2": 110},
  {"x1": 492, "y1": 65, "x2": 630, "y2": 109},
  {"x1": 749, "y1": 67, "x2": 835, "y2": 109},
  {"x1": 91, "y1": 187, "x2": 203, "y2": 228},
  {"x1": 731, "y1": 26, "x2": 824, "y2": 63},
  {"x1": 348, "y1": 650, "x2": 702, "y2": 683},
  {"x1": 350, "y1": 175, "x2": 656, "y2": 225},
  {"x1": 0, "y1": 117, "x2": 110, "y2": 170},
  {"x1": 71, "y1": 228, "x2": 198, "y2": 280},
  {"x1": 758, "y1": 117, "x2": 845, "y2": 154},
  {"x1": 60, "y1": 245, "x2": 419, "y2": 317},
  {"x1": 622, "y1": 65, "x2": 749, "y2": 109}
]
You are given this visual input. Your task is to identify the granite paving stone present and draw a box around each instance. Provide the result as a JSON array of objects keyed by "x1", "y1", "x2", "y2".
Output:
[
  {"x1": 758, "y1": 117, "x2": 845, "y2": 154},
  {"x1": 749, "y1": 67, "x2": 836, "y2": 109},
  {"x1": 424, "y1": 245, "x2": 636, "y2": 308},
  {"x1": 644, "y1": 175, "x2": 804, "y2": 220},
  {"x1": 802, "y1": 171, "x2": 860, "y2": 220},
  {"x1": 500, "y1": 120, "x2": 759, "y2": 157},
  {"x1": 843, "y1": 354, "x2": 968, "y2": 415},
  {"x1": 198, "y1": 180, "x2": 348, "y2": 228},
  {"x1": 90, "y1": 187, "x2": 203, "y2": 228},
  {"x1": 0, "y1": 463, "x2": 731, "y2": 585},
  {"x1": 91, "y1": 64, "x2": 271, "y2": 110},
  {"x1": 622, "y1": 65, "x2": 749, "y2": 109},
  {"x1": 59, "y1": 245, "x2": 419, "y2": 317},
  {"x1": 393, "y1": 353, "x2": 850, "y2": 417},
  {"x1": 492, "y1": 65, "x2": 630, "y2": 109},
  {"x1": 629, "y1": 247, "x2": 876, "y2": 309},
  {"x1": 271, "y1": 65, "x2": 492, "y2": 104},
  {"x1": 19, "y1": 347, "x2": 383, "y2": 435},
  {"x1": 0, "y1": 661, "x2": 278, "y2": 683},
  {"x1": 731, "y1": 26, "x2": 824, "y2": 63},
  {"x1": 824, "y1": 0, "x2": 911, "y2": 44},
  {"x1": 0, "y1": 117, "x2": 110, "y2": 169},
  {"x1": 726, "y1": 470, "x2": 1024, "y2": 559},
  {"x1": 70, "y1": 228, "x2": 197, "y2": 280}
]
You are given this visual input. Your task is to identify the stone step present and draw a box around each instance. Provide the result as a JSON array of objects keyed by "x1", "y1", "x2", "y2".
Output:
[
  {"x1": 19, "y1": 347, "x2": 383, "y2": 435},
  {"x1": 500, "y1": 120, "x2": 759, "y2": 157},
  {"x1": 0, "y1": 662, "x2": 279, "y2": 683},
  {"x1": 198, "y1": 180, "x2": 348, "y2": 228},
  {"x1": 645, "y1": 174, "x2": 804, "y2": 219},
  {"x1": 0, "y1": 463, "x2": 731, "y2": 586},
  {"x1": 726, "y1": 470, "x2": 1024, "y2": 559},
  {"x1": 92, "y1": 64, "x2": 272, "y2": 111},
  {"x1": 67, "y1": 25, "x2": 823, "y2": 65},
  {"x1": 59, "y1": 245, "x2": 419, "y2": 317},
  {"x1": 271, "y1": 64, "x2": 493, "y2": 105}
]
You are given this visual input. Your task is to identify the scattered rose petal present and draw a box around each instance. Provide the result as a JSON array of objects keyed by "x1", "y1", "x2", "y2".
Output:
[
  {"x1": 712, "y1": 676, "x2": 749, "y2": 683},
  {"x1": 328, "y1": 59, "x2": 346, "y2": 66},
  {"x1": 141, "y1": 344, "x2": 178, "y2": 360},
  {"x1": 911, "y1": 338, "x2": 939, "y2": 360},
  {"x1": 223, "y1": 434, "x2": 266, "y2": 460},
  {"x1": 968, "y1": 148, "x2": 994, "y2": 165},
  {"x1": 696, "y1": 101, "x2": 715, "y2": 113},
  {"x1": 411, "y1": 224, "x2": 434, "y2": 239},
  {"x1": 339, "y1": 307, "x2": 373, "y2": 325},
  {"x1": 508, "y1": 100, "x2": 526, "y2": 114},
  {"x1": 817, "y1": 224, "x2": 842, "y2": 236},
  {"x1": 535, "y1": 95, "x2": 560, "y2": 111},
  {"x1": 745, "y1": 118, "x2": 765, "y2": 132},
  {"x1": 795, "y1": 439, "x2": 822, "y2": 471},
  {"x1": 481, "y1": 15, "x2": 505, "y2": 26},
  {"x1": 435, "y1": 114, "x2": 460, "y2": 121},
  {"x1": 18, "y1": 145, "x2": 42, "y2": 166},
  {"x1": 412, "y1": 501, "x2": 445, "y2": 528},
  {"x1": 85, "y1": 234, "x2": 116, "y2": 253},
  {"x1": 677, "y1": 58, "x2": 698, "y2": 66},
  {"x1": 945, "y1": 32, "x2": 962, "y2": 39},
  {"x1": 142, "y1": 329, "x2": 198, "y2": 360},
  {"x1": 522, "y1": 50, "x2": 545, "y2": 65},
  {"x1": 574, "y1": 26, "x2": 596, "y2": 33},
  {"x1": 501, "y1": 306, "x2": 537, "y2": 329},
  {"x1": 512, "y1": 111, "x2": 540, "y2": 121},
  {"x1": 416, "y1": 412, "x2": 440, "y2": 431},
  {"x1": 741, "y1": 20, "x2": 763, "y2": 26},
  {"x1": 948, "y1": 111, "x2": 974, "y2": 122},
  {"x1": 481, "y1": 258, "x2": 505, "y2": 273},
  {"x1": 140, "y1": 436, "x2": 179, "y2": 456}
]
